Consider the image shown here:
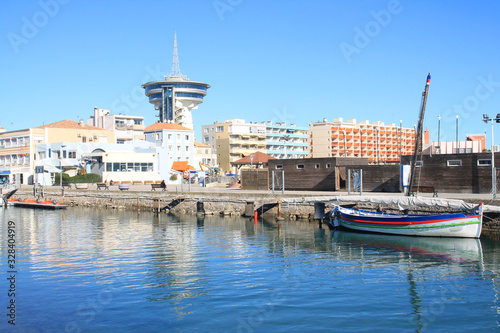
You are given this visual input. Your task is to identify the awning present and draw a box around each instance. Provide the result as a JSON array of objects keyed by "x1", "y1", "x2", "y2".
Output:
[
  {"x1": 171, "y1": 161, "x2": 195, "y2": 172},
  {"x1": 0, "y1": 171, "x2": 10, "y2": 175}
]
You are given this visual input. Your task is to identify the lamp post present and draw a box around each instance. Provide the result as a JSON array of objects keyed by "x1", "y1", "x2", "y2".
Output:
[
  {"x1": 437, "y1": 115, "x2": 441, "y2": 154},
  {"x1": 456, "y1": 115, "x2": 459, "y2": 154},
  {"x1": 360, "y1": 129, "x2": 363, "y2": 158},
  {"x1": 483, "y1": 114, "x2": 500, "y2": 199},
  {"x1": 399, "y1": 120, "x2": 402, "y2": 157},
  {"x1": 342, "y1": 130, "x2": 347, "y2": 157},
  {"x1": 60, "y1": 144, "x2": 66, "y2": 196}
]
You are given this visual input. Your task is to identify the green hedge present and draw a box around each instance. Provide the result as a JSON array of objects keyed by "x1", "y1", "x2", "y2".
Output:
[{"x1": 54, "y1": 173, "x2": 101, "y2": 185}]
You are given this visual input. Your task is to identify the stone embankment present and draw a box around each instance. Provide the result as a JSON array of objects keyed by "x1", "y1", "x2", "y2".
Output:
[
  {"x1": 13, "y1": 187, "x2": 500, "y2": 233},
  {"x1": 15, "y1": 187, "x2": 319, "y2": 220}
]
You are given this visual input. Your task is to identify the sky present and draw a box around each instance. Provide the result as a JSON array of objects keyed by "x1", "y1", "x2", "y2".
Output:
[{"x1": 1, "y1": 0, "x2": 500, "y2": 147}]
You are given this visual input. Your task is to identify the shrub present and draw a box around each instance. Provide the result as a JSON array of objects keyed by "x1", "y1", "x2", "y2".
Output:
[
  {"x1": 170, "y1": 174, "x2": 178, "y2": 181},
  {"x1": 53, "y1": 173, "x2": 70, "y2": 185}
]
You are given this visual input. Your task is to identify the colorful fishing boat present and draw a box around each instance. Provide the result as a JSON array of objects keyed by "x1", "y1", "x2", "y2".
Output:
[
  {"x1": 331, "y1": 203, "x2": 483, "y2": 238},
  {"x1": 7, "y1": 198, "x2": 67, "y2": 210}
]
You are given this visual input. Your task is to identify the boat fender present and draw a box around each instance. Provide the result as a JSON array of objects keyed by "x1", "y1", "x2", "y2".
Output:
[
  {"x1": 18, "y1": 198, "x2": 22, "y2": 202},
  {"x1": 52, "y1": 200, "x2": 57, "y2": 205},
  {"x1": 36, "y1": 198, "x2": 40, "y2": 203}
]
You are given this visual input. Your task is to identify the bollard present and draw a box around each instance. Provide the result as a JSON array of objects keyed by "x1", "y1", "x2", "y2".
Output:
[
  {"x1": 314, "y1": 202, "x2": 326, "y2": 220},
  {"x1": 244, "y1": 201, "x2": 254, "y2": 217},
  {"x1": 196, "y1": 201, "x2": 205, "y2": 216}
]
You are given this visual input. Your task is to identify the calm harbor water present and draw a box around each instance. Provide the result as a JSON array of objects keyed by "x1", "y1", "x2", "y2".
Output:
[{"x1": 2, "y1": 207, "x2": 500, "y2": 332}]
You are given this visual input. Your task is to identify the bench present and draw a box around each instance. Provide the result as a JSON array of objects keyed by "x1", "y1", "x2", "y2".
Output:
[
  {"x1": 410, "y1": 186, "x2": 438, "y2": 197},
  {"x1": 151, "y1": 183, "x2": 166, "y2": 191},
  {"x1": 96, "y1": 183, "x2": 109, "y2": 190},
  {"x1": 132, "y1": 181, "x2": 143, "y2": 185},
  {"x1": 61, "y1": 183, "x2": 72, "y2": 189},
  {"x1": 118, "y1": 184, "x2": 130, "y2": 191}
]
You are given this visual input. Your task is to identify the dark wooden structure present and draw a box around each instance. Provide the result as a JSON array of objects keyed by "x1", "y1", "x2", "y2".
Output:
[
  {"x1": 241, "y1": 169, "x2": 269, "y2": 190},
  {"x1": 401, "y1": 153, "x2": 498, "y2": 194},
  {"x1": 265, "y1": 157, "x2": 398, "y2": 191}
]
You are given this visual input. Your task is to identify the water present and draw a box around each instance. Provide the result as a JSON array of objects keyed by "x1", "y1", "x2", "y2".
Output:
[{"x1": 2, "y1": 207, "x2": 500, "y2": 332}]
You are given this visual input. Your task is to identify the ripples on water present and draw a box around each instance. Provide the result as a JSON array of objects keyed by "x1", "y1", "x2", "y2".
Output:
[{"x1": 2, "y1": 207, "x2": 500, "y2": 332}]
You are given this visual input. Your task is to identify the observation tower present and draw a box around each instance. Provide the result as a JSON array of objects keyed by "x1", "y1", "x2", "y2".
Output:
[{"x1": 142, "y1": 33, "x2": 210, "y2": 130}]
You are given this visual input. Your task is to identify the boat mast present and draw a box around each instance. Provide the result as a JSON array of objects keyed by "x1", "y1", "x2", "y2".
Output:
[{"x1": 407, "y1": 73, "x2": 431, "y2": 196}]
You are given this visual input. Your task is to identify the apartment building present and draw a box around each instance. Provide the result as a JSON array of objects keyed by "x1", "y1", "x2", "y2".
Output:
[
  {"x1": 87, "y1": 107, "x2": 145, "y2": 144},
  {"x1": 265, "y1": 121, "x2": 309, "y2": 159},
  {"x1": 202, "y1": 119, "x2": 266, "y2": 173},
  {"x1": 0, "y1": 120, "x2": 114, "y2": 184},
  {"x1": 310, "y1": 118, "x2": 416, "y2": 163}
]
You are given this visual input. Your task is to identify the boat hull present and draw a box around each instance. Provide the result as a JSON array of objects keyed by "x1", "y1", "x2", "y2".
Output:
[{"x1": 334, "y1": 204, "x2": 483, "y2": 238}]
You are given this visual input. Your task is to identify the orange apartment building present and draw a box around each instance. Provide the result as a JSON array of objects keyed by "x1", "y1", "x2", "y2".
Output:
[{"x1": 310, "y1": 118, "x2": 416, "y2": 163}]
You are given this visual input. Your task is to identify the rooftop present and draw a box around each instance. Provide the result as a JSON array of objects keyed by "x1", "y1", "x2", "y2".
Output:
[
  {"x1": 37, "y1": 120, "x2": 105, "y2": 130},
  {"x1": 144, "y1": 123, "x2": 192, "y2": 132}
]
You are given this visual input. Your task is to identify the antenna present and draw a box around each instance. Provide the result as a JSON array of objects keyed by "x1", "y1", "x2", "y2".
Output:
[{"x1": 166, "y1": 32, "x2": 188, "y2": 80}]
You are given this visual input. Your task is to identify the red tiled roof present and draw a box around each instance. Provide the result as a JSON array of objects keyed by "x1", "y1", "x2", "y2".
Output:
[
  {"x1": 145, "y1": 123, "x2": 192, "y2": 131},
  {"x1": 232, "y1": 151, "x2": 276, "y2": 165},
  {"x1": 36, "y1": 120, "x2": 105, "y2": 130},
  {"x1": 194, "y1": 141, "x2": 211, "y2": 148}
]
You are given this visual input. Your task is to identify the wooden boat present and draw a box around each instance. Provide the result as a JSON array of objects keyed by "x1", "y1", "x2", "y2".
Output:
[
  {"x1": 7, "y1": 198, "x2": 67, "y2": 210},
  {"x1": 331, "y1": 203, "x2": 483, "y2": 238}
]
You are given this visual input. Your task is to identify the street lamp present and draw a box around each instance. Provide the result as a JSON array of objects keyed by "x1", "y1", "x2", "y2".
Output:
[
  {"x1": 359, "y1": 129, "x2": 363, "y2": 158},
  {"x1": 342, "y1": 130, "x2": 347, "y2": 157},
  {"x1": 482, "y1": 114, "x2": 500, "y2": 199},
  {"x1": 60, "y1": 144, "x2": 66, "y2": 196},
  {"x1": 456, "y1": 115, "x2": 459, "y2": 154},
  {"x1": 437, "y1": 115, "x2": 441, "y2": 154}
]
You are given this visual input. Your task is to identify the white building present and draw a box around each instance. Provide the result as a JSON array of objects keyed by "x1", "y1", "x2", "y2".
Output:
[
  {"x1": 34, "y1": 140, "x2": 161, "y2": 185},
  {"x1": 87, "y1": 107, "x2": 145, "y2": 144},
  {"x1": 144, "y1": 123, "x2": 195, "y2": 183},
  {"x1": 265, "y1": 121, "x2": 309, "y2": 159}
]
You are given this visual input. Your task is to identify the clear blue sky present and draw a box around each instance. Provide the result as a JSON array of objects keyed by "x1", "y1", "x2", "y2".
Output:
[{"x1": 1, "y1": 0, "x2": 500, "y2": 147}]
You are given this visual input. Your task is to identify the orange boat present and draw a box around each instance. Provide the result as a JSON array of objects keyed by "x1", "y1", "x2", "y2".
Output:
[{"x1": 7, "y1": 198, "x2": 67, "y2": 210}]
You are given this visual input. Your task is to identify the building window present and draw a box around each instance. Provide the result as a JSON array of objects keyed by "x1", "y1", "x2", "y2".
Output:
[
  {"x1": 415, "y1": 161, "x2": 423, "y2": 167},
  {"x1": 168, "y1": 134, "x2": 172, "y2": 140},
  {"x1": 216, "y1": 126, "x2": 223, "y2": 132},
  {"x1": 315, "y1": 163, "x2": 320, "y2": 169},
  {"x1": 478, "y1": 159, "x2": 492, "y2": 166},
  {"x1": 447, "y1": 160, "x2": 462, "y2": 167},
  {"x1": 69, "y1": 151, "x2": 76, "y2": 159},
  {"x1": 297, "y1": 164, "x2": 305, "y2": 169},
  {"x1": 185, "y1": 135, "x2": 189, "y2": 140},
  {"x1": 185, "y1": 146, "x2": 189, "y2": 152},
  {"x1": 326, "y1": 163, "x2": 331, "y2": 168},
  {"x1": 134, "y1": 119, "x2": 142, "y2": 125},
  {"x1": 156, "y1": 133, "x2": 160, "y2": 141},
  {"x1": 82, "y1": 136, "x2": 87, "y2": 143},
  {"x1": 276, "y1": 164, "x2": 283, "y2": 169}
]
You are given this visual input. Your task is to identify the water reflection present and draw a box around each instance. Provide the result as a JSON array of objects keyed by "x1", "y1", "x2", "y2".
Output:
[{"x1": 2, "y1": 207, "x2": 500, "y2": 331}]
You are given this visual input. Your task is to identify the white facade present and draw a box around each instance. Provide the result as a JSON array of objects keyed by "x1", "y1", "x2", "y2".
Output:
[
  {"x1": 265, "y1": 121, "x2": 309, "y2": 159},
  {"x1": 87, "y1": 107, "x2": 145, "y2": 144},
  {"x1": 144, "y1": 123, "x2": 195, "y2": 183}
]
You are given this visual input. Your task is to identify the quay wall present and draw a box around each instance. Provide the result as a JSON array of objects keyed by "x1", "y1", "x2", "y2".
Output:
[
  {"x1": 12, "y1": 188, "x2": 500, "y2": 233},
  {"x1": 15, "y1": 188, "x2": 320, "y2": 220}
]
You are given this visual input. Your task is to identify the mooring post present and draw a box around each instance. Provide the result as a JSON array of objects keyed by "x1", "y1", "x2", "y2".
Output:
[
  {"x1": 278, "y1": 200, "x2": 282, "y2": 218},
  {"x1": 137, "y1": 196, "x2": 140, "y2": 211},
  {"x1": 196, "y1": 201, "x2": 205, "y2": 216},
  {"x1": 314, "y1": 202, "x2": 326, "y2": 220},
  {"x1": 244, "y1": 201, "x2": 254, "y2": 217}
]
